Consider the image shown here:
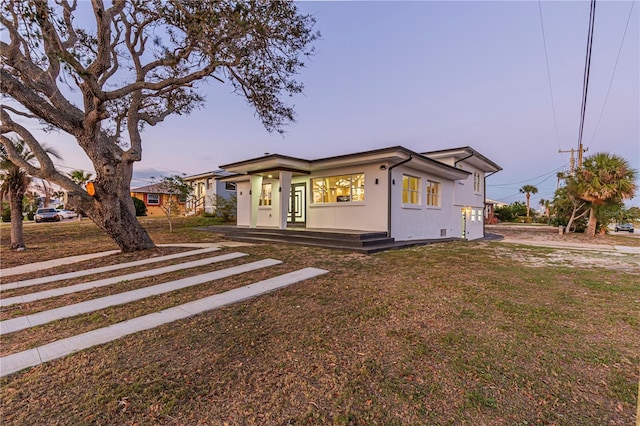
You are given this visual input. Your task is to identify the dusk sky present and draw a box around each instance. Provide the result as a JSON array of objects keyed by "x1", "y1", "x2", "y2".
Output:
[{"x1": 47, "y1": 1, "x2": 639, "y2": 208}]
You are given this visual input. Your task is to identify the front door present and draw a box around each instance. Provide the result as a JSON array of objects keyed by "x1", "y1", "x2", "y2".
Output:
[
  {"x1": 288, "y1": 183, "x2": 306, "y2": 225},
  {"x1": 461, "y1": 208, "x2": 467, "y2": 239}
]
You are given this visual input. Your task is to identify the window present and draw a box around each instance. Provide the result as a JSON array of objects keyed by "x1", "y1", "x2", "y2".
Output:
[
  {"x1": 402, "y1": 175, "x2": 420, "y2": 205},
  {"x1": 312, "y1": 174, "x2": 364, "y2": 204},
  {"x1": 471, "y1": 208, "x2": 477, "y2": 222},
  {"x1": 225, "y1": 182, "x2": 237, "y2": 191},
  {"x1": 147, "y1": 194, "x2": 160, "y2": 205},
  {"x1": 473, "y1": 172, "x2": 482, "y2": 193},
  {"x1": 426, "y1": 181, "x2": 440, "y2": 207},
  {"x1": 259, "y1": 182, "x2": 272, "y2": 206},
  {"x1": 206, "y1": 178, "x2": 213, "y2": 190}
]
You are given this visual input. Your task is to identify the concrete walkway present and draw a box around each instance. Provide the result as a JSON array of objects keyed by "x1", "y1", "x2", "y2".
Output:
[
  {"x1": 0, "y1": 267, "x2": 328, "y2": 377},
  {"x1": 1, "y1": 258, "x2": 281, "y2": 334},
  {"x1": 1, "y1": 252, "x2": 247, "y2": 308},
  {"x1": 1, "y1": 247, "x2": 221, "y2": 291}
]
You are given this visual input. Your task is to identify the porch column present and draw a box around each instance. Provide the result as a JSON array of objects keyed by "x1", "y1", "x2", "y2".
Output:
[
  {"x1": 249, "y1": 175, "x2": 263, "y2": 228},
  {"x1": 278, "y1": 171, "x2": 292, "y2": 229}
]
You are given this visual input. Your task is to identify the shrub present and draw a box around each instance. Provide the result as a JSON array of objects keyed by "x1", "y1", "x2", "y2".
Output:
[
  {"x1": 1, "y1": 206, "x2": 11, "y2": 222},
  {"x1": 132, "y1": 196, "x2": 147, "y2": 216}
]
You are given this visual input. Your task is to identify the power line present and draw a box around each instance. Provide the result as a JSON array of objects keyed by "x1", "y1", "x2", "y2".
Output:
[
  {"x1": 576, "y1": 0, "x2": 597, "y2": 168},
  {"x1": 487, "y1": 163, "x2": 568, "y2": 187},
  {"x1": 538, "y1": 0, "x2": 562, "y2": 151},
  {"x1": 589, "y1": 0, "x2": 636, "y2": 145}
]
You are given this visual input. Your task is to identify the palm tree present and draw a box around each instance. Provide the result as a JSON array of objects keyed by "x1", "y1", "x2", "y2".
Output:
[
  {"x1": 1, "y1": 142, "x2": 33, "y2": 249},
  {"x1": 570, "y1": 153, "x2": 637, "y2": 236},
  {"x1": 68, "y1": 170, "x2": 93, "y2": 186},
  {"x1": 0, "y1": 140, "x2": 60, "y2": 250},
  {"x1": 519, "y1": 184, "x2": 538, "y2": 221}
]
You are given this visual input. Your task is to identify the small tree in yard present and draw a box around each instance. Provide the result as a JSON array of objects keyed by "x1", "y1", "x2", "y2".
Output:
[
  {"x1": 155, "y1": 175, "x2": 192, "y2": 232},
  {"x1": 1, "y1": 1, "x2": 318, "y2": 252}
]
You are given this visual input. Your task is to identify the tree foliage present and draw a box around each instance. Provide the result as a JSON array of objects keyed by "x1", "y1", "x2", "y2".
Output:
[
  {"x1": 565, "y1": 153, "x2": 637, "y2": 236},
  {"x1": 519, "y1": 184, "x2": 538, "y2": 221},
  {"x1": 1, "y1": 0, "x2": 318, "y2": 252},
  {"x1": 154, "y1": 174, "x2": 193, "y2": 232}
]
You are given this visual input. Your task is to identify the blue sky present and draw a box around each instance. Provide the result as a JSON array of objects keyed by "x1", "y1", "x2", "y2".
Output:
[{"x1": 50, "y1": 1, "x2": 639, "y2": 209}]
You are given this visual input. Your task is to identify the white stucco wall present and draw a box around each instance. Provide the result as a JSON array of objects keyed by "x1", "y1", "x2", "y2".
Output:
[
  {"x1": 236, "y1": 181, "x2": 251, "y2": 226},
  {"x1": 389, "y1": 165, "x2": 462, "y2": 241}
]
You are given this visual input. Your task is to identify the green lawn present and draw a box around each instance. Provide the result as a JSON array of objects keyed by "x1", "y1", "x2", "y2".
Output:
[{"x1": 1, "y1": 218, "x2": 638, "y2": 425}]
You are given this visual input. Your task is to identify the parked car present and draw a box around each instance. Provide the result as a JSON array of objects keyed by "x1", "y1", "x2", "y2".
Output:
[
  {"x1": 56, "y1": 209, "x2": 78, "y2": 219},
  {"x1": 614, "y1": 223, "x2": 634, "y2": 233},
  {"x1": 35, "y1": 208, "x2": 61, "y2": 223}
]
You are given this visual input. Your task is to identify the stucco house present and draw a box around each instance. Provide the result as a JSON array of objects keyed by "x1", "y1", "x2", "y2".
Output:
[
  {"x1": 219, "y1": 146, "x2": 501, "y2": 241},
  {"x1": 183, "y1": 170, "x2": 237, "y2": 215},
  {"x1": 130, "y1": 183, "x2": 186, "y2": 217}
]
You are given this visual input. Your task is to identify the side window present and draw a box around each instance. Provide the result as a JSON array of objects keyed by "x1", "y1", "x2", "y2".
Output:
[
  {"x1": 259, "y1": 182, "x2": 272, "y2": 206},
  {"x1": 402, "y1": 175, "x2": 420, "y2": 205}
]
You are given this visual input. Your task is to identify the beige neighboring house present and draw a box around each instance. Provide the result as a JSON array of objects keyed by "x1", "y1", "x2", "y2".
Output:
[{"x1": 183, "y1": 170, "x2": 237, "y2": 215}]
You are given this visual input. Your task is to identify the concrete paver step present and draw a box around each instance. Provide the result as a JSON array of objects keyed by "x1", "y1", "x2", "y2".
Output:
[
  {"x1": 1, "y1": 258, "x2": 281, "y2": 335},
  {"x1": 1, "y1": 252, "x2": 248, "y2": 308},
  {"x1": 0, "y1": 267, "x2": 328, "y2": 377},
  {"x1": 1, "y1": 247, "x2": 221, "y2": 291}
]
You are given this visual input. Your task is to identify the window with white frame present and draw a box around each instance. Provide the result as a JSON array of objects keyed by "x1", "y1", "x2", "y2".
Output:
[
  {"x1": 225, "y1": 182, "x2": 236, "y2": 191},
  {"x1": 147, "y1": 194, "x2": 160, "y2": 205},
  {"x1": 402, "y1": 175, "x2": 420, "y2": 205},
  {"x1": 473, "y1": 172, "x2": 482, "y2": 193},
  {"x1": 426, "y1": 181, "x2": 440, "y2": 207},
  {"x1": 312, "y1": 173, "x2": 365, "y2": 204},
  {"x1": 259, "y1": 182, "x2": 272, "y2": 206},
  {"x1": 206, "y1": 178, "x2": 213, "y2": 190}
]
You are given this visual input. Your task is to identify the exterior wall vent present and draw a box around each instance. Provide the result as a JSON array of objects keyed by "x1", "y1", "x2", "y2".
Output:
[{"x1": 440, "y1": 229, "x2": 447, "y2": 237}]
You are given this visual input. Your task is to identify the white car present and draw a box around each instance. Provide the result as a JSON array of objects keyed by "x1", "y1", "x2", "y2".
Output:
[{"x1": 56, "y1": 209, "x2": 78, "y2": 219}]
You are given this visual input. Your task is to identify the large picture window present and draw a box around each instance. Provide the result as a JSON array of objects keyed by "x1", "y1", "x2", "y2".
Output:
[
  {"x1": 402, "y1": 175, "x2": 420, "y2": 205},
  {"x1": 426, "y1": 181, "x2": 440, "y2": 207},
  {"x1": 259, "y1": 182, "x2": 272, "y2": 206},
  {"x1": 312, "y1": 173, "x2": 365, "y2": 204}
]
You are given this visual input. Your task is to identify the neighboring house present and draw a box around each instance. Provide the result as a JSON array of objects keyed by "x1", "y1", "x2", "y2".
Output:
[
  {"x1": 219, "y1": 146, "x2": 501, "y2": 241},
  {"x1": 484, "y1": 198, "x2": 508, "y2": 224},
  {"x1": 183, "y1": 170, "x2": 236, "y2": 215},
  {"x1": 130, "y1": 183, "x2": 186, "y2": 217}
]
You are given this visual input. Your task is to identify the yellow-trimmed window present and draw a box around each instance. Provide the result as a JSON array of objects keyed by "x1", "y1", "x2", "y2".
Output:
[
  {"x1": 402, "y1": 175, "x2": 420, "y2": 205},
  {"x1": 426, "y1": 180, "x2": 440, "y2": 207},
  {"x1": 259, "y1": 182, "x2": 272, "y2": 206}
]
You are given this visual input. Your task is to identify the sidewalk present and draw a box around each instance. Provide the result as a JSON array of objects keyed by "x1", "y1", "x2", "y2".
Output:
[{"x1": 495, "y1": 238, "x2": 640, "y2": 254}]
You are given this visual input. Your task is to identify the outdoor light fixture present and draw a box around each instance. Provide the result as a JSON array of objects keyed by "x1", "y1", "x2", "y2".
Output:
[{"x1": 380, "y1": 165, "x2": 387, "y2": 170}]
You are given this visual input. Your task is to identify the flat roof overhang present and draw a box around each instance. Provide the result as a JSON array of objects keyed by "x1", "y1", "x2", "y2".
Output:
[{"x1": 220, "y1": 146, "x2": 470, "y2": 181}]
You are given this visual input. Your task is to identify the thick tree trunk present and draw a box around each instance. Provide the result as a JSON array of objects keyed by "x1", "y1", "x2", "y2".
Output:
[
  {"x1": 9, "y1": 189, "x2": 26, "y2": 250},
  {"x1": 585, "y1": 207, "x2": 597, "y2": 237},
  {"x1": 71, "y1": 159, "x2": 155, "y2": 253}
]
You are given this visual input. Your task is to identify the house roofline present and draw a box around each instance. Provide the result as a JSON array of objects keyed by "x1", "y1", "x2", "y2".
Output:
[{"x1": 422, "y1": 146, "x2": 502, "y2": 172}]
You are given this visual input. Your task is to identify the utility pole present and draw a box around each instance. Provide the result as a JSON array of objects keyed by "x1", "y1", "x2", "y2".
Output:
[
  {"x1": 559, "y1": 147, "x2": 588, "y2": 175},
  {"x1": 558, "y1": 148, "x2": 576, "y2": 175}
]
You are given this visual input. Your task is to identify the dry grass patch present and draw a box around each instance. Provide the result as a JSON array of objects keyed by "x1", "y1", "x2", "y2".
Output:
[{"x1": 1, "y1": 221, "x2": 638, "y2": 425}]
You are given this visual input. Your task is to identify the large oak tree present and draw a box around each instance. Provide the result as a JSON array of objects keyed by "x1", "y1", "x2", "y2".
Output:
[{"x1": 1, "y1": 0, "x2": 317, "y2": 251}]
